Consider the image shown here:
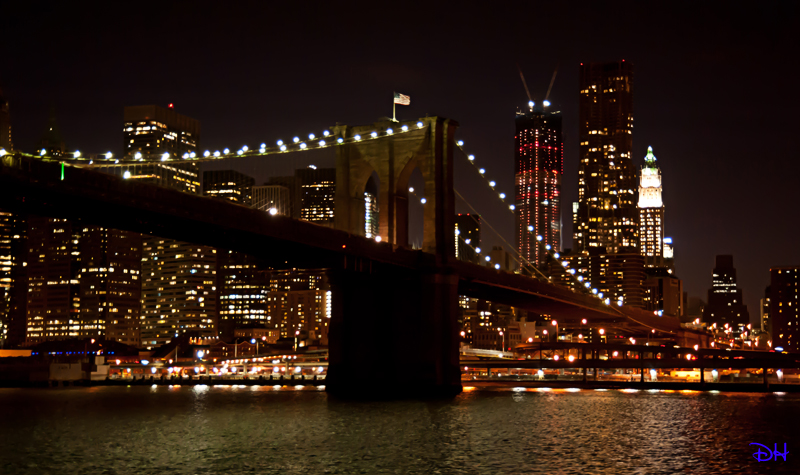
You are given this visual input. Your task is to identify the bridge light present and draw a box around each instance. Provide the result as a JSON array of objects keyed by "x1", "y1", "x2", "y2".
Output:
[
  {"x1": 509, "y1": 204, "x2": 515, "y2": 210},
  {"x1": 337, "y1": 137, "x2": 343, "y2": 143},
  {"x1": 597, "y1": 292, "x2": 603, "y2": 298},
  {"x1": 468, "y1": 155, "x2": 475, "y2": 161},
  {"x1": 182, "y1": 153, "x2": 189, "y2": 159},
  {"x1": 115, "y1": 159, "x2": 119, "y2": 163},
  {"x1": 370, "y1": 131, "x2": 378, "y2": 138},
  {"x1": 309, "y1": 133, "x2": 315, "y2": 140},
  {"x1": 323, "y1": 130, "x2": 330, "y2": 137},
  {"x1": 293, "y1": 137, "x2": 300, "y2": 143},
  {"x1": 89, "y1": 160, "x2": 93, "y2": 164},
  {"x1": 105, "y1": 152, "x2": 113, "y2": 159},
  {"x1": 354, "y1": 135, "x2": 362, "y2": 141},
  {"x1": 475, "y1": 247, "x2": 481, "y2": 253},
  {"x1": 527, "y1": 225, "x2": 534, "y2": 232},
  {"x1": 123, "y1": 171, "x2": 131, "y2": 179},
  {"x1": 577, "y1": 275, "x2": 583, "y2": 281},
  {"x1": 553, "y1": 253, "x2": 560, "y2": 258},
  {"x1": 545, "y1": 245, "x2": 551, "y2": 250},
  {"x1": 464, "y1": 239, "x2": 471, "y2": 244},
  {"x1": 408, "y1": 187, "x2": 414, "y2": 193},
  {"x1": 568, "y1": 355, "x2": 575, "y2": 362},
  {"x1": 242, "y1": 145, "x2": 249, "y2": 152},
  {"x1": 0, "y1": 148, "x2": 5, "y2": 156},
  {"x1": 135, "y1": 152, "x2": 143, "y2": 159},
  {"x1": 543, "y1": 100, "x2": 551, "y2": 107},
  {"x1": 500, "y1": 193, "x2": 506, "y2": 199},
  {"x1": 457, "y1": 140, "x2": 464, "y2": 146},
  {"x1": 478, "y1": 168, "x2": 485, "y2": 174},
  {"x1": 591, "y1": 288, "x2": 598, "y2": 294},
  {"x1": 203, "y1": 151, "x2": 210, "y2": 157},
  {"x1": 237, "y1": 150, "x2": 243, "y2": 155},
  {"x1": 420, "y1": 198, "x2": 427, "y2": 204},
  {"x1": 417, "y1": 121, "x2": 424, "y2": 128},
  {"x1": 277, "y1": 140, "x2": 284, "y2": 146},
  {"x1": 190, "y1": 152, "x2": 196, "y2": 158},
  {"x1": 489, "y1": 181, "x2": 496, "y2": 187},
  {"x1": 617, "y1": 300, "x2": 623, "y2": 306},
  {"x1": 214, "y1": 151, "x2": 221, "y2": 157},
  {"x1": 259, "y1": 148, "x2": 265, "y2": 153},
  {"x1": 542, "y1": 200, "x2": 549, "y2": 205},
  {"x1": 584, "y1": 282, "x2": 590, "y2": 288},
  {"x1": 484, "y1": 256, "x2": 491, "y2": 262},
  {"x1": 581, "y1": 319, "x2": 587, "y2": 324},
  {"x1": 280, "y1": 145, "x2": 287, "y2": 151},
  {"x1": 366, "y1": 232, "x2": 372, "y2": 238},
  {"x1": 401, "y1": 125, "x2": 408, "y2": 131},
  {"x1": 299, "y1": 143, "x2": 307, "y2": 149},
  {"x1": 386, "y1": 129, "x2": 393, "y2": 135},
  {"x1": 223, "y1": 148, "x2": 230, "y2": 154},
  {"x1": 537, "y1": 235, "x2": 544, "y2": 241},
  {"x1": 553, "y1": 355, "x2": 559, "y2": 361},
  {"x1": 562, "y1": 261, "x2": 568, "y2": 267},
  {"x1": 319, "y1": 140, "x2": 326, "y2": 147},
  {"x1": 528, "y1": 101, "x2": 534, "y2": 108},
  {"x1": 74, "y1": 151, "x2": 81, "y2": 158},
  {"x1": 599, "y1": 329, "x2": 605, "y2": 335},
  {"x1": 41, "y1": 149, "x2": 47, "y2": 155},
  {"x1": 161, "y1": 152, "x2": 170, "y2": 161},
  {"x1": 260, "y1": 143, "x2": 266, "y2": 148},
  {"x1": 375, "y1": 236, "x2": 382, "y2": 242},
  {"x1": 568, "y1": 269, "x2": 576, "y2": 274},
  {"x1": 494, "y1": 264, "x2": 500, "y2": 269}
]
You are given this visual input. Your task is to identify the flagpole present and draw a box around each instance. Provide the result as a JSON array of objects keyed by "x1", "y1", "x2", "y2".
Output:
[{"x1": 392, "y1": 92, "x2": 396, "y2": 122}]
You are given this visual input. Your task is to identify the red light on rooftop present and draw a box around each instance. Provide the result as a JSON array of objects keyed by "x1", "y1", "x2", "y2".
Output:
[{"x1": 168, "y1": 103, "x2": 174, "y2": 109}]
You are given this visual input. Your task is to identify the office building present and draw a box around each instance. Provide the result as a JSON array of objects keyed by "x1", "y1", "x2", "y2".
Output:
[
  {"x1": 702, "y1": 255, "x2": 749, "y2": 329},
  {"x1": 0, "y1": 210, "x2": 26, "y2": 347},
  {"x1": 574, "y1": 61, "x2": 637, "y2": 254},
  {"x1": 216, "y1": 251, "x2": 271, "y2": 341},
  {"x1": 770, "y1": 267, "x2": 799, "y2": 352},
  {"x1": 638, "y1": 146, "x2": 665, "y2": 267},
  {"x1": 515, "y1": 103, "x2": 562, "y2": 269},
  {"x1": 297, "y1": 167, "x2": 335, "y2": 226},
  {"x1": 123, "y1": 104, "x2": 199, "y2": 159},
  {"x1": 455, "y1": 213, "x2": 481, "y2": 263},
  {"x1": 761, "y1": 286, "x2": 771, "y2": 334},
  {"x1": 268, "y1": 269, "x2": 331, "y2": 344},
  {"x1": 642, "y1": 269, "x2": 683, "y2": 317},
  {"x1": 203, "y1": 170, "x2": 255, "y2": 205},
  {"x1": 38, "y1": 109, "x2": 67, "y2": 157},
  {"x1": 139, "y1": 239, "x2": 217, "y2": 349}
]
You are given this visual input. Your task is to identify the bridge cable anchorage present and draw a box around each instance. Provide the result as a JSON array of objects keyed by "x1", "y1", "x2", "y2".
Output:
[
  {"x1": 43, "y1": 121, "x2": 430, "y2": 165},
  {"x1": 455, "y1": 144, "x2": 515, "y2": 214}
]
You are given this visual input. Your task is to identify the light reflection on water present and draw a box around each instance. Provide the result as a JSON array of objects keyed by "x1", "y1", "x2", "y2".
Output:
[{"x1": 0, "y1": 386, "x2": 797, "y2": 474}]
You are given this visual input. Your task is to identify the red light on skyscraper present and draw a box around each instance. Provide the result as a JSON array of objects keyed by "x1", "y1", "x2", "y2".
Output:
[{"x1": 168, "y1": 103, "x2": 174, "y2": 109}]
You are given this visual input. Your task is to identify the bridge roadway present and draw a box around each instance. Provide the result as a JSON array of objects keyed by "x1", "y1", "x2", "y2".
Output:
[{"x1": 0, "y1": 154, "x2": 709, "y2": 396}]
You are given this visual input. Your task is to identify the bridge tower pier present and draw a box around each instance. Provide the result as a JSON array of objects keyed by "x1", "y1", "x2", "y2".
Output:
[{"x1": 325, "y1": 267, "x2": 462, "y2": 398}]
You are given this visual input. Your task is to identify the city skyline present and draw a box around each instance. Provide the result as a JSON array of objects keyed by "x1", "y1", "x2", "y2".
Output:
[{"x1": 1, "y1": 2, "x2": 798, "y2": 319}]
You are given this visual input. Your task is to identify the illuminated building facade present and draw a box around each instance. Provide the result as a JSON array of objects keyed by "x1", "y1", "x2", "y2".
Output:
[
  {"x1": 123, "y1": 105, "x2": 199, "y2": 160},
  {"x1": 638, "y1": 146, "x2": 664, "y2": 267},
  {"x1": 268, "y1": 270, "x2": 331, "y2": 344},
  {"x1": 455, "y1": 214, "x2": 481, "y2": 263},
  {"x1": 550, "y1": 249, "x2": 645, "y2": 308},
  {"x1": 297, "y1": 167, "x2": 335, "y2": 226},
  {"x1": 203, "y1": 170, "x2": 255, "y2": 205},
  {"x1": 642, "y1": 269, "x2": 683, "y2": 317},
  {"x1": 0, "y1": 210, "x2": 26, "y2": 346},
  {"x1": 216, "y1": 251, "x2": 271, "y2": 341},
  {"x1": 702, "y1": 255, "x2": 749, "y2": 329},
  {"x1": 0, "y1": 86, "x2": 12, "y2": 151},
  {"x1": 761, "y1": 286, "x2": 771, "y2": 334},
  {"x1": 139, "y1": 239, "x2": 217, "y2": 349},
  {"x1": 515, "y1": 105, "x2": 562, "y2": 269},
  {"x1": 574, "y1": 61, "x2": 637, "y2": 254},
  {"x1": 770, "y1": 267, "x2": 799, "y2": 352},
  {"x1": 364, "y1": 191, "x2": 379, "y2": 238}
]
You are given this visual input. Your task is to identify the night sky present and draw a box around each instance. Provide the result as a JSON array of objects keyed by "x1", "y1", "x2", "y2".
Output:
[{"x1": 2, "y1": 1, "x2": 798, "y2": 319}]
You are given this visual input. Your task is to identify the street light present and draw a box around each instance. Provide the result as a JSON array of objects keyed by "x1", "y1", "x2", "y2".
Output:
[
  {"x1": 551, "y1": 320, "x2": 558, "y2": 342},
  {"x1": 499, "y1": 331, "x2": 505, "y2": 351}
]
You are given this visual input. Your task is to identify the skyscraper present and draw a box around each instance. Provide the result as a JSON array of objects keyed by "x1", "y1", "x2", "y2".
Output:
[
  {"x1": 0, "y1": 210, "x2": 26, "y2": 347},
  {"x1": 38, "y1": 109, "x2": 66, "y2": 157},
  {"x1": 769, "y1": 267, "x2": 799, "y2": 352},
  {"x1": 702, "y1": 255, "x2": 749, "y2": 329},
  {"x1": 638, "y1": 146, "x2": 664, "y2": 267},
  {"x1": 296, "y1": 167, "x2": 336, "y2": 226},
  {"x1": 515, "y1": 103, "x2": 562, "y2": 269},
  {"x1": 0, "y1": 86, "x2": 12, "y2": 151},
  {"x1": 574, "y1": 61, "x2": 637, "y2": 254}
]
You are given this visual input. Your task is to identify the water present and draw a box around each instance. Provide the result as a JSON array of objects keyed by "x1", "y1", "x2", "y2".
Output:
[{"x1": 0, "y1": 386, "x2": 797, "y2": 474}]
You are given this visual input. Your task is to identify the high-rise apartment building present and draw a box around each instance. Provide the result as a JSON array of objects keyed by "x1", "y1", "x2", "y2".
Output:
[
  {"x1": 702, "y1": 255, "x2": 749, "y2": 329},
  {"x1": 216, "y1": 251, "x2": 271, "y2": 341},
  {"x1": 574, "y1": 61, "x2": 637, "y2": 254},
  {"x1": 638, "y1": 146, "x2": 665, "y2": 267},
  {"x1": 0, "y1": 210, "x2": 26, "y2": 346},
  {"x1": 139, "y1": 239, "x2": 217, "y2": 349},
  {"x1": 515, "y1": 104, "x2": 563, "y2": 269},
  {"x1": 297, "y1": 167, "x2": 335, "y2": 226},
  {"x1": 203, "y1": 170, "x2": 255, "y2": 205},
  {"x1": 0, "y1": 86, "x2": 12, "y2": 151},
  {"x1": 770, "y1": 267, "x2": 799, "y2": 352}
]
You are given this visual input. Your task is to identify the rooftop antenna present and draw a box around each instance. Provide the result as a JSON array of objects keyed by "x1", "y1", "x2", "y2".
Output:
[{"x1": 517, "y1": 63, "x2": 533, "y2": 107}]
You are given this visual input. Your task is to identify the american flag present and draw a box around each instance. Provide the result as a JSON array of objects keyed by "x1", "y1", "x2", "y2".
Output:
[{"x1": 393, "y1": 92, "x2": 411, "y2": 105}]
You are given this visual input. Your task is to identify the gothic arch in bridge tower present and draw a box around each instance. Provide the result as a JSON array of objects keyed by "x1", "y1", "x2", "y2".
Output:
[{"x1": 332, "y1": 117, "x2": 458, "y2": 258}]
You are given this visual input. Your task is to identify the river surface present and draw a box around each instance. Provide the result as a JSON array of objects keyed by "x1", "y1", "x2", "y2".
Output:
[{"x1": 0, "y1": 385, "x2": 796, "y2": 474}]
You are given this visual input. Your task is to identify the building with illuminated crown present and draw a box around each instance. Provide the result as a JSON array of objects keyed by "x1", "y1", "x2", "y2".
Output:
[
  {"x1": 638, "y1": 146, "x2": 664, "y2": 267},
  {"x1": 515, "y1": 103, "x2": 562, "y2": 270},
  {"x1": 573, "y1": 60, "x2": 637, "y2": 254}
]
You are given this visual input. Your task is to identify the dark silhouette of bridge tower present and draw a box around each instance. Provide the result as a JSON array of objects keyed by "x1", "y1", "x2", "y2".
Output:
[{"x1": 328, "y1": 117, "x2": 462, "y2": 396}]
